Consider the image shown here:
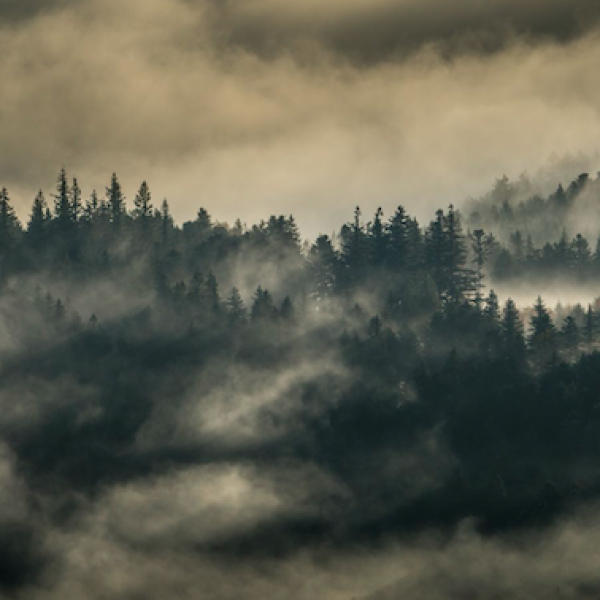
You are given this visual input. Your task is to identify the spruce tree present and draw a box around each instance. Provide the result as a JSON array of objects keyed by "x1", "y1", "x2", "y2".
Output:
[
  {"x1": 309, "y1": 235, "x2": 339, "y2": 302},
  {"x1": 133, "y1": 181, "x2": 153, "y2": 221},
  {"x1": 28, "y1": 190, "x2": 48, "y2": 247},
  {"x1": 387, "y1": 205, "x2": 408, "y2": 269},
  {"x1": 584, "y1": 304, "x2": 596, "y2": 349},
  {"x1": 71, "y1": 177, "x2": 82, "y2": 222},
  {"x1": 0, "y1": 188, "x2": 20, "y2": 252},
  {"x1": 501, "y1": 298, "x2": 525, "y2": 361},
  {"x1": 106, "y1": 173, "x2": 126, "y2": 225},
  {"x1": 529, "y1": 296, "x2": 557, "y2": 365},
  {"x1": 425, "y1": 209, "x2": 446, "y2": 296},
  {"x1": 226, "y1": 287, "x2": 246, "y2": 325},
  {"x1": 280, "y1": 296, "x2": 295, "y2": 322},
  {"x1": 83, "y1": 190, "x2": 99, "y2": 222},
  {"x1": 471, "y1": 228, "x2": 489, "y2": 309},
  {"x1": 251, "y1": 286, "x2": 277, "y2": 322},
  {"x1": 561, "y1": 316, "x2": 580, "y2": 359},
  {"x1": 370, "y1": 207, "x2": 387, "y2": 266},
  {"x1": 484, "y1": 289, "x2": 500, "y2": 322},
  {"x1": 203, "y1": 271, "x2": 220, "y2": 314},
  {"x1": 340, "y1": 206, "x2": 367, "y2": 283},
  {"x1": 53, "y1": 168, "x2": 71, "y2": 228}
]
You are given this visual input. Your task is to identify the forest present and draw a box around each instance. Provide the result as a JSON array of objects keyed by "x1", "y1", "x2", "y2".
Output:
[{"x1": 2, "y1": 168, "x2": 600, "y2": 597}]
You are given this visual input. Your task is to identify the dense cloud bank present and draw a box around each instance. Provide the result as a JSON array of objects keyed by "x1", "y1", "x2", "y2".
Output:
[
  {"x1": 1, "y1": 0, "x2": 600, "y2": 233},
  {"x1": 0, "y1": 169, "x2": 598, "y2": 597}
]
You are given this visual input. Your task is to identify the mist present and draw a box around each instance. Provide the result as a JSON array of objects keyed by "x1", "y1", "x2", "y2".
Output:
[
  {"x1": 3, "y1": 0, "x2": 600, "y2": 236},
  {"x1": 3, "y1": 1, "x2": 600, "y2": 598}
]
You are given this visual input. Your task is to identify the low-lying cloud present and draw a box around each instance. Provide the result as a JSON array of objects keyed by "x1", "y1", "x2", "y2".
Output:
[{"x1": 0, "y1": 0, "x2": 600, "y2": 236}]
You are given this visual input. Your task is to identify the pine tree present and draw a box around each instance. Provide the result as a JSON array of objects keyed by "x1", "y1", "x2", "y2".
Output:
[
  {"x1": 28, "y1": 190, "x2": 48, "y2": 247},
  {"x1": 226, "y1": 287, "x2": 246, "y2": 325},
  {"x1": 196, "y1": 208, "x2": 212, "y2": 232},
  {"x1": 510, "y1": 230, "x2": 524, "y2": 264},
  {"x1": 405, "y1": 216, "x2": 423, "y2": 270},
  {"x1": 387, "y1": 205, "x2": 408, "y2": 269},
  {"x1": 251, "y1": 286, "x2": 277, "y2": 322},
  {"x1": 106, "y1": 173, "x2": 126, "y2": 225},
  {"x1": 53, "y1": 168, "x2": 71, "y2": 227},
  {"x1": 529, "y1": 296, "x2": 557, "y2": 365},
  {"x1": 340, "y1": 206, "x2": 367, "y2": 283},
  {"x1": 445, "y1": 205, "x2": 473, "y2": 304},
  {"x1": 161, "y1": 199, "x2": 172, "y2": 245},
  {"x1": 555, "y1": 228, "x2": 572, "y2": 271},
  {"x1": 368, "y1": 315, "x2": 382, "y2": 337},
  {"x1": 571, "y1": 233, "x2": 591, "y2": 278},
  {"x1": 309, "y1": 235, "x2": 339, "y2": 303},
  {"x1": 471, "y1": 228, "x2": 489, "y2": 309},
  {"x1": 501, "y1": 298, "x2": 525, "y2": 361},
  {"x1": 425, "y1": 209, "x2": 446, "y2": 296},
  {"x1": 203, "y1": 271, "x2": 220, "y2": 314},
  {"x1": 133, "y1": 181, "x2": 153, "y2": 221},
  {"x1": 370, "y1": 207, "x2": 387, "y2": 266},
  {"x1": 83, "y1": 190, "x2": 99, "y2": 222},
  {"x1": 71, "y1": 177, "x2": 82, "y2": 222},
  {"x1": 0, "y1": 188, "x2": 20, "y2": 252},
  {"x1": 584, "y1": 304, "x2": 596, "y2": 349},
  {"x1": 561, "y1": 316, "x2": 580, "y2": 359},
  {"x1": 280, "y1": 296, "x2": 295, "y2": 322},
  {"x1": 484, "y1": 289, "x2": 500, "y2": 322}
]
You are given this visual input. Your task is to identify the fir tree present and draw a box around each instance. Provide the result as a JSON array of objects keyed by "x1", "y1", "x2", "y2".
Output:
[
  {"x1": 501, "y1": 298, "x2": 525, "y2": 361},
  {"x1": 28, "y1": 190, "x2": 48, "y2": 247},
  {"x1": 53, "y1": 168, "x2": 71, "y2": 227},
  {"x1": 71, "y1": 177, "x2": 82, "y2": 222},
  {"x1": 561, "y1": 316, "x2": 580, "y2": 359},
  {"x1": 106, "y1": 173, "x2": 126, "y2": 225},
  {"x1": 0, "y1": 188, "x2": 20, "y2": 252},
  {"x1": 133, "y1": 181, "x2": 153, "y2": 221},
  {"x1": 226, "y1": 287, "x2": 247, "y2": 325},
  {"x1": 529, "y1": 296, "x2": 557, "y2": 365},
  {"x1": 387, "y1": 205, "x2": 408, "y2": 269}
]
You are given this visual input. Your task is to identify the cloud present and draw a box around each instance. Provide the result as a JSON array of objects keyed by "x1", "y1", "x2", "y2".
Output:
[{"x1": 2, "y1": 0, "x2": 600, "y2": 237}]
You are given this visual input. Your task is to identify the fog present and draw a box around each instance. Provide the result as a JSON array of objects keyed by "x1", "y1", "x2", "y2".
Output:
[{"x1": 2, "y1": 0, "x2": 600, "y2": 236}]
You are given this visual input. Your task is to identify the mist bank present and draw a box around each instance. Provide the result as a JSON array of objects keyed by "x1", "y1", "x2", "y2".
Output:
[
  {"x1": 3, "y1": 0, "x2": 600, "y2": 233},
  {"x1": 0, "y1": 169, "x2": 598, "y2": 597}
]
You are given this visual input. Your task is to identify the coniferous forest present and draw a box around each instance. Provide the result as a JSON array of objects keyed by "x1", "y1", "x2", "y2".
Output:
[{"x1": 3, "y1": 168, "x2": 600, "y2": 597}]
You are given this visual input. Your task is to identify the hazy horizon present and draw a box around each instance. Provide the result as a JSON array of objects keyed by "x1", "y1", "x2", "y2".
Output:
[{"x1": 4, "y1": 0, "x2": 600, "y2": 236}]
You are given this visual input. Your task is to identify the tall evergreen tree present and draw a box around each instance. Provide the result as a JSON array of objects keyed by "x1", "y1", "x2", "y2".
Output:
[
  {"x1": 584, "y1": 305, "x2": 596, "y2": 349},
  {"x1": 106, "y1": 173, "x2": 126, "y2": 225},
  {"x1": 484, "y1": 289, "x2": 500, "y2": 322},
  {"x1": 83, "y1": 190, "x2": 99, "y2": 222},
  {"x1": 425, "y1": 209, "x2": 446, "y2": 297},
  {"x1": 387, "y1": 205, "x2": 408, "y2": 269},
  {"x1": 161, "y1": 199, "x2": 172, "y2": 245},
  {"x1": 133, "y1": 181, "x2": 153, "y2": 221},
  {"x1": 529, "y1": 296, "x2": 557, "y2": 366},
  {"x1": 309, "y1": 235, "x2": 339, "y2": 302},
  {"x1": 561, "y1": 316, "x2": 580, "y2": 360},
  {"x1": 53, "y1": 168, "x2": 71, "y2": 227},
  {"x1": 471, "y1": 229, "x2": 489, "y2": 309},
  {"x1": 226, "y1": 287, "x2": 246, "y2": 325},
  {"x1": 71, "y1": 178, "x2": 82, "y2": 222},
  {"x1": 501, "y1": 297, "x2": 525, "y2": 361},
  {"x1": 251, "y1": 286, "x2": 277, "y2": 322},
  {"x1": 370, "y1": 207, "x2": 387, "y2": 267},
  {"x1": 444, "y1": 205, "x2": 472, "y2": 304},
  {"x1": 340, "y1": 206, "x2": 367, "y2": 283},
  {"x1": 28, "y1": 190, "x2": 48, "y2": 247},
  {"x1": 0, "y1": 188, "x2": 20, "y2": 252},
  {"x1": 203, "y1": 271, "x2": 220, "y2": 314}
]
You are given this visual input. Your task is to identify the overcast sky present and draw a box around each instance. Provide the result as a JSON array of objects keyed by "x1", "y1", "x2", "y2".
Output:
[{"x1": 2, "y1": 0, "x2": 600, "y2": 235}]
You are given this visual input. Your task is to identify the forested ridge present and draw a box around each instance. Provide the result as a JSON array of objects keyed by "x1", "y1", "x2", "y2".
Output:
[{"x1": 2, "y1": 168, "x2": 600, "y2": 594}]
